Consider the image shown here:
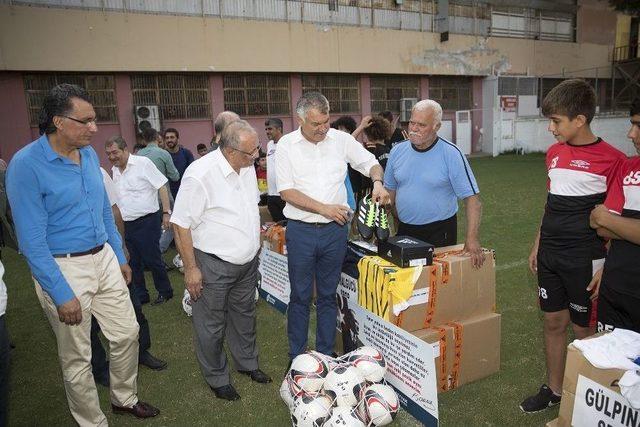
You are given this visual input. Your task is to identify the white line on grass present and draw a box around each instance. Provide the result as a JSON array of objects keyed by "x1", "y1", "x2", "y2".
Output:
[{"x1": 496, "y1": 259, "x2": 527, "y2": 271}]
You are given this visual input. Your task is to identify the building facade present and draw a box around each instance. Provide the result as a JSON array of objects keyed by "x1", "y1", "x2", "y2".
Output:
[{"x1": 0, "y1": 0, "x2": 624, "y2": 163}]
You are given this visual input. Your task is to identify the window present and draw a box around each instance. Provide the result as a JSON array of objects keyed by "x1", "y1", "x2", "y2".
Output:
[
  {"x1": 23, "y1": 74, "x2": 117, "y2": 126},
  {"x1": 498, "y1": 77, "x2": 538, "y2": 96},
  {"x1": 131, "y1": 74, "x2": 210, "y2": 120},
  {"x1": 223, "y1": 74, "x2": 290, "y2": 116},
  {"x1": 302, "y1": 74, "x2": 360, "y2": 113},
  {"x1": 429, "y1": 76, "x2": 472, "y2": 110},
  {"x1": 370, "y1": 75, "x2": 420, "y2": 113}
]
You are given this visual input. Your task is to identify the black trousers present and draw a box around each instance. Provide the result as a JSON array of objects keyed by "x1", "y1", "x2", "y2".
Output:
[
  {"x1": 90, "y1": 285, "x2": 151, "y2": 379},
  {"x1": 397, "y1": 214, "x2": 457, "y2": 248},
  {"x1": 267, "y1": 195, "x2": 286, "y2": 223},
  {"x1": 0, "y1": 315, "x2": 9, "y2": 426}
]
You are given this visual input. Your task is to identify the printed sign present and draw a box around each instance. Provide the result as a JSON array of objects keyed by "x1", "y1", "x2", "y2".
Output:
[
  {"x1": 572, "y1": 375, "x2": 639, "y2": 427},
  {"x1": 257, "y1": 247, "x2": 290, "y2": 314},
  {"x1": 338, "y1": 274, "x2": 439, "y2": 426},
  {"x1": 500, "y1": 96, "x2": 517, "y2": 112}
]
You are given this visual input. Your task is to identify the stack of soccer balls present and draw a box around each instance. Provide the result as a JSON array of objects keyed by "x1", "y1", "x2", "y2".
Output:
[{"x1": 281, "y1": 346, "x2": 400, "y2": 426}]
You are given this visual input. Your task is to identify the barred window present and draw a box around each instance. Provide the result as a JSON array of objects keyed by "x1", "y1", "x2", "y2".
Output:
[
  {"x1": 370, "y1": 75, "x2": 420, "y2": 113},
  {"x1": 23, "y1": 74, "x2": 117, "y2": 126},
  {"x1": 302, "y1": 74, "x2": 360, "y2": 114},
  {"x1": 131, "y1": 74, "x2": 210, "y2": 120},
  {"x1": 223, "y1": 74, "x2": 290, "y2": 116},
  {"x1": 429, "y1": 76, "x2": 473, "y2": 110}
]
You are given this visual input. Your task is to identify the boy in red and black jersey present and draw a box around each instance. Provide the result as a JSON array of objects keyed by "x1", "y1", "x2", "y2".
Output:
[
  {"x1": 521, "y1": 80, "x2": 626, "y2": 413},
  {"x1": 590, "y1": 99, "x2": 640, "y2": 334}
]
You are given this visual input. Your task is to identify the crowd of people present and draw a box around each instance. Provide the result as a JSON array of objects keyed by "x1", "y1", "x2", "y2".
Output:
[{"x1": 0, "y1": 78, "x2": 638, "y2": 426}]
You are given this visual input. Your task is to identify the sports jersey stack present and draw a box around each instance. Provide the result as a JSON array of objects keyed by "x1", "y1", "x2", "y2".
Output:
[{"x1": 352, "y1": 244, "x2": 501, "y2": 392}]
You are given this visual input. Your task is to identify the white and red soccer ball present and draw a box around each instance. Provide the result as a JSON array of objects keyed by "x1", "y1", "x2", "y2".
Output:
[{"x1": 342, "y1": 346, "x2": 387, "y2": 383}]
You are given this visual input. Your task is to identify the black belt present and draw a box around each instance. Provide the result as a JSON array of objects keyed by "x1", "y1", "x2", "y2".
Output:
[
  {"x1": 290, "y1": 219, "x2": 334, "y2": 227},
  {"x1": 126, "y1": 211, "x2": 156, "y2": 223},
  {"x1": 53, "y1": 244, "x2": 104, "y2": 258}
]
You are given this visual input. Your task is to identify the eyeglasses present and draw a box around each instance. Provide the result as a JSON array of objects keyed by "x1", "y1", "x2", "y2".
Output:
[
  {"x1": 228, "y1": 145, "x2": 260, "y2": 157},
  {"x1": 61, "y1": 115, "x2": 98, "y2": 126}
]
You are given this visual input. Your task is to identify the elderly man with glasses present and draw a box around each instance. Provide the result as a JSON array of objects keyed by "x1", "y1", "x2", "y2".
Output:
[{"x1": 172, "y1": 120, "x2": 272, "y2": 402}]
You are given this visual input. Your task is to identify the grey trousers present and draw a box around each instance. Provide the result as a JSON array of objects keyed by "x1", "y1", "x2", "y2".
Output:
[{"x1": 192, "y1": 249, "x2": 259, "y2": 388}]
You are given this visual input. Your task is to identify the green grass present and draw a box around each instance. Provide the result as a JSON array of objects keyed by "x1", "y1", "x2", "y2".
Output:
[{"x1": 4, "y1": 154, "x2": 561, "y2": 426}]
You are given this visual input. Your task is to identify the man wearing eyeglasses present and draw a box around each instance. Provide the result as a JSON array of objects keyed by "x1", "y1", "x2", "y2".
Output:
[
  {"x1": 6, "y1": 84, "x2": 159, "y2": 425},
  {"x1": 172, "y1": 120, "x2": 272, "y2": 402}
]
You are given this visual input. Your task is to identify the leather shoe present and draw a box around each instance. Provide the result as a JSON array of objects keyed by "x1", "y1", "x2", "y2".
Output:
[
  {"x1": 211, "y1": 384, "x2": 241, "y2": 401},
  {"x1": 238, "y1": 368, "x2": 272, "y2": 384},
  {"x1": 112, "y1": 401, "x2": 160, "y2": 418},
  {"x1": 151, "y1": 294, "x2": 172, "y2": 306},
  {"x1": 139, "y1": 351, "x2": 167, "y2": 371}
]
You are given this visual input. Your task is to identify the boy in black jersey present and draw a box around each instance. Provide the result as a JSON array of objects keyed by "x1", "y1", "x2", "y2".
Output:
[
  {"x1": 521, "y1": 80, "x2": 626, "y2": 413},
  {"x1": 590, "y1": 98, "x2": 640, "y2": 334}
]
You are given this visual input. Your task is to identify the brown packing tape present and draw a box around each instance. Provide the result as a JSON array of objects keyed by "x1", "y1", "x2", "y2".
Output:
[
  {"x1": 422, "y1": 264, "x2": 439, "y2": 329},
  {"x1": 437, "y1": 327, "x2": 448, "y2": 392},
  {"x1": 446, "y1": 321, "x2": 463, "y2": 390}
]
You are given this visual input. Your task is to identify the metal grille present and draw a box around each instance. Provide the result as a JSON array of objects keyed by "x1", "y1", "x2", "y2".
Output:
[
  {"x1": 429, "y1": 76, "x2": 472, "y2": 111},
  {"x1": 223, "y1": 74, "x2": 291, "y2": 116},
  {"x1": 370, "y1": 75, "x2": 420, "y2": 113},
  {"x1": 302, "y1": 74, "x2": 360, "y2": 113},
  {"x1": 498, "y1": 77, "x2": 538, "y2": 96},
  {"x1": 131, "y1": 74, "x2": 210, "y2": 120},
  {"x1": 23, "y1": 74, "x2": 117, "y2": 126}
]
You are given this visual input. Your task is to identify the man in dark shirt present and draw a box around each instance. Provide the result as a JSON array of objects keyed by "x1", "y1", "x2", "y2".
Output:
[
  {"x1": 163, "y1": 128, "x2": 194, "y2": 199},
  {"x1": 380, "y1": 111, "x2": 407, "y2": 148}
]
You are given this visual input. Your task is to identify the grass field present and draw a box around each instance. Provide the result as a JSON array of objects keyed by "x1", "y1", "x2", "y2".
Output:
[{"x1": 4, "y1": 153, "x2": 565, "y2": 426}]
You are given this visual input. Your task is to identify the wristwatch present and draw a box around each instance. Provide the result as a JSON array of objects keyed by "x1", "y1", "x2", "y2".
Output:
[{"x1": 163, "y1": 209, "x2": 172, "y2": 215}]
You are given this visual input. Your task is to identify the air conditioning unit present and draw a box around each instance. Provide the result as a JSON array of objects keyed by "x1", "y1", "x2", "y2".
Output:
[
  {"x1": 134, "y1": 105, "x2": 161, "y2": 135},
  {"x1": 399, "y1": 98, "x2": 418, "y2": 122}
]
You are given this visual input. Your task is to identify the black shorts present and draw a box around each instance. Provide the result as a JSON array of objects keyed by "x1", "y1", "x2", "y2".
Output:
[
  {"x1": 397, "y1": 214, "x2": 457, "y2": 248},
  {"x1": 597, "y1": 282, "x2": 640, "y2": 333},
  {"x1": 537, "y1": 249, "x2": 603, "y2": 327}
]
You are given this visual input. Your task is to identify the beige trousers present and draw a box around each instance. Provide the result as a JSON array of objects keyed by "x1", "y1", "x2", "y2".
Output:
[{"x1": 34, "y1": 244, "x2": 139, "y2": 427}]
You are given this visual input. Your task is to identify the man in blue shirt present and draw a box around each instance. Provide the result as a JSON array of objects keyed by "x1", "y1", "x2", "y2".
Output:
[
  {"x1": 6, "y1": 84, "x2": 159, "y2": 424},
  {"x1": 384, "y1": 99, "x2": 485, "y2": 268},
  {"x1": 164, "y1": 128, "x2": 194, "y2": 199}
]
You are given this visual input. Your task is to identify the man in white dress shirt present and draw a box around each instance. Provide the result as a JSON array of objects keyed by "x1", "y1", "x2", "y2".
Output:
[
  {"x1": 275, "y1": 92, "x2": 389, "y2": 364},
  {"x1": 172, "y1": 120, "x2": 272, "y2": 402},
  {"x1": 105, "y1": 136, "x2": 174, "y2": 306}
]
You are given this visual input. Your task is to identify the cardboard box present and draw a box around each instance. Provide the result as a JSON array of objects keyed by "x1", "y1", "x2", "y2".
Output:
[
  {"x1": 556, "y1": 336, "x2": 638, "y2": 427},
  {"x1": 546, "y1": 418, "x2": 559, "y2": 427},
  {"x1": 262, "y1": 224, "x2": 286, "y2": 255},
  {"x1": 412, "y1": 313, "x2": 501, "y2": 392},
  {"x1": 388, "y1": 247, "x2": 496, "y2": 332},
  {"x1": 378, "y1": 236, "x2": 434, "y2": 267}
]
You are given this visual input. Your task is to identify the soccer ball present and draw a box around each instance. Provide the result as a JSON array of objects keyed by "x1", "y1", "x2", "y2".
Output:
[
  {"x1": 309, "y1": 350, "x2": 339, "y2": 370},
  {"x1": 280, "y1": 376, "x2": 304, "y2": 410},
  {"x1": 290, "y1": 394, "x2": 332, "y2": 427},
  {"x1": 181, "y1": 289, "x2": 192, "y2": 317},
  {"x1": 323, "y1": 406, "x2": 366, "y2": 427},
  {"x1": 288, "y1": 352, "x2": 330, "y2": 393},
  {"x1": 343, "y1": 346, "x2": 386, "y2": 383},
  {"x1": 323, "y1": 365, "x2": 366, "y2": 407},
  {"x1": 172, "y1": 253, "x2": 184, "y2": 273},
  {"x1": 360, "y1": 384, "x2": 399, "y2": 426}
]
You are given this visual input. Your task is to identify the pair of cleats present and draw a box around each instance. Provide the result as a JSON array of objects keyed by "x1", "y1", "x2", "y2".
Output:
[
  {"x1": 520, "y1": 384, "x2": 561, "y2": 413},
  {"x1": 356, "y1": 195, "x2": 389, "y2": 241}
]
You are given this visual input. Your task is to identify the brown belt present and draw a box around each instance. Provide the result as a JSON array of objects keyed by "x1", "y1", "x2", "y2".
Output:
[{"x1": 53, "y1": 244, "x2": 104, "y2": 258}]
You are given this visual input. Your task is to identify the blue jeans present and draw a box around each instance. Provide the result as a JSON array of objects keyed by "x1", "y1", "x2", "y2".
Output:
[{"x1": 286, "y1": 220, "x2": 347, "y2": 358}]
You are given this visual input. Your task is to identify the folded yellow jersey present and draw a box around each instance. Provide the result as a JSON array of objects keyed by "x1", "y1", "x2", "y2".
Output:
[{"x1": 356, "y1": 256, "x2": 422, "y2": 321}]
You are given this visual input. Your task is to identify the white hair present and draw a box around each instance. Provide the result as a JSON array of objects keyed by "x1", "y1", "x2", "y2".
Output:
[{"x1": 413, "y1": 99, "x2": 443, "y2": 124}]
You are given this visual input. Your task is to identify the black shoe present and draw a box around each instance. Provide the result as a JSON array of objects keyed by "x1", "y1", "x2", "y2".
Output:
[
  {"x1": 238, "y1": 368, "x2": 272, "y2": 384},
  {"x1": 112, "y1": 401, "x2": 160, "y2": 418},
  {"x1": 139, "y1": 351, "x2": 168, "y2": 371},
  {"x1": 356, "y1": 195, "x2": 376, "y2": 240},
  {"x1": 139, "y1": 295, "x2": 150, "y2": 305},
  {"x1": 151, "y1": 295, "x2": 172, "y2": 306},
  {"x1": 520, "y1": 384, "x2": 561, "y2": 413},
  {"x1": 211, "y1": 384, "x2": 241, "y2": 401}
]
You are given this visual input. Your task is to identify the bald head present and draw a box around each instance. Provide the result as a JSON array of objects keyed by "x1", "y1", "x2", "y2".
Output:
[{"x1": 214, "y1": 111, "x2": 240, "y2": 142}]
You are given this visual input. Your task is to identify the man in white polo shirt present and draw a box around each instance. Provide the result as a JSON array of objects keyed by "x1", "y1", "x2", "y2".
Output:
[
  {"x1": 105, "y1": 136, "x2": 174, "y2": 306},
  {"x1": 172, "y1": 120, "x2": 271, "y2": 402},
  {"x1": 275, "y1": 92, "x2": 389, "y2": 365}
]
